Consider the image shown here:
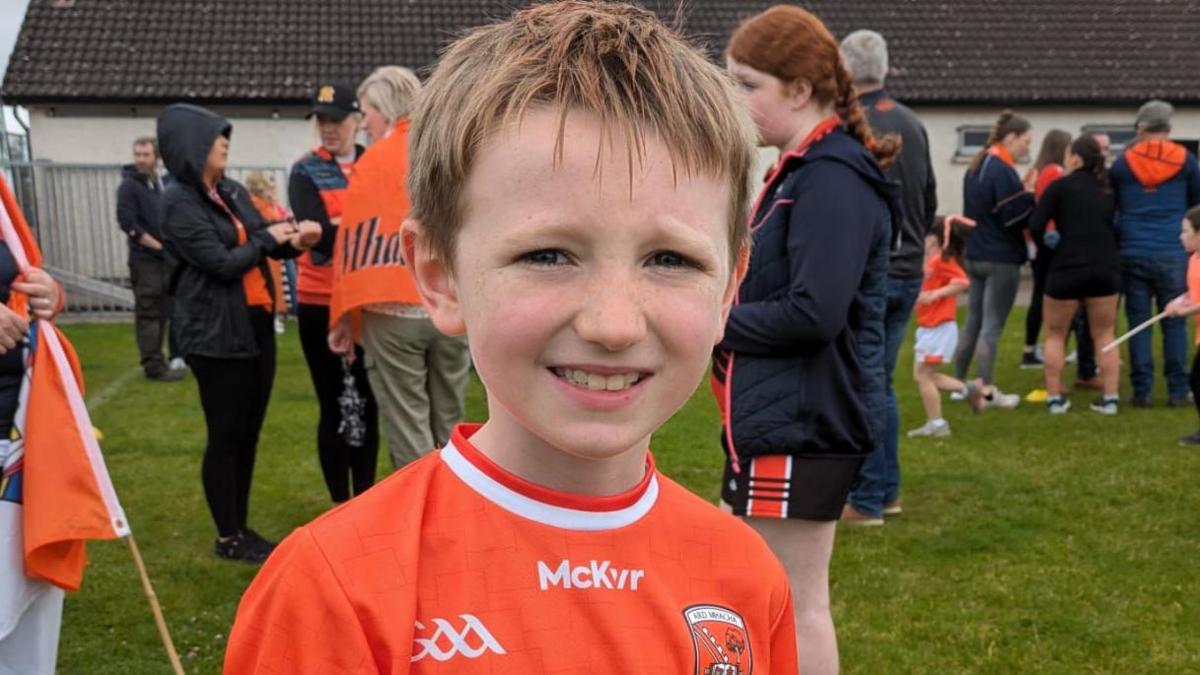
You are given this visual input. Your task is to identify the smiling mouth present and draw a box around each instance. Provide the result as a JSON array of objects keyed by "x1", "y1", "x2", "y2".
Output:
[{"x1": 551, "y1": 367, "x2": 647, "y2": 392}]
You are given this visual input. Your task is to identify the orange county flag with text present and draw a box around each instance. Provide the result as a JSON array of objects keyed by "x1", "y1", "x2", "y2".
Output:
[{"x1": 0, "y1": 175, "x2": 129, "y2": 674}]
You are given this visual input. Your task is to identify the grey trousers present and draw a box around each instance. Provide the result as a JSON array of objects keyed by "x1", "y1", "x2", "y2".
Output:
[
  {"x1": 954, "y1": 259, "x2": 1022, "y2": 385},
  {"x1": 129, "y1": 255, "x2": 171, "y2": 375},
  {"x1": 360, "y1": 311, "x2": 471, "y2": 469}
]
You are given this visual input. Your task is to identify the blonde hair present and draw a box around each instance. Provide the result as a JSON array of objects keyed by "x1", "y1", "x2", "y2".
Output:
[
  {"x1": 357, "y1": 66, "x2": 422, "y2": 124},
  {"x1": 407, "y1": 0, "x2": 758, "y2": 268},
  {"x1": 243, "y1": 170, "x2": 275, "y2": 199}
]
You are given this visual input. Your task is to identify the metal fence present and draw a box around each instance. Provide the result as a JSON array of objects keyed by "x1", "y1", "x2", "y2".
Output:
[{"x1": 2, "y1": 162, "x2": 289, "y2": 316}]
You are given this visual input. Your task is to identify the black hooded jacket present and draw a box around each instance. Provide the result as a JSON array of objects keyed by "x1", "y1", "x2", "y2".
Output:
[
  {"x1": 157, "y1": 103, "x2": 299, "y2": 358},
  {"x1": 116, "y1": 164, "x2": 166, "y2": 260},
  {"x1": 713, "y1": 128, "x2": 896, "y2": 503}
]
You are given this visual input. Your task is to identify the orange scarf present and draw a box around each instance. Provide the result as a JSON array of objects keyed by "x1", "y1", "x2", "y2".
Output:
[
  {"x1": 987, "y1": 144, "x2": 1015, "y2": 168},
  {"x1": 208, "y1": 185, "x2": 273, "y2": 309},
  {"x1": 778, "y1": 116, "x2": 841, "y2": 167},
  {"x1": 328, "y1": 119, "x2": 422, "y2": 329}
]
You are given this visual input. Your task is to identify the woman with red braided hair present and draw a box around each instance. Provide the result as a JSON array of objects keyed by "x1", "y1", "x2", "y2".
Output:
[{"x1": 713, "y1": 5, "x2": 900, "y2": 672}]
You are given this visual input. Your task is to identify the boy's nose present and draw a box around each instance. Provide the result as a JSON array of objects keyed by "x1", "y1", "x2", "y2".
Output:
[{"x1": 573, "y1": 272, "x2": 647, "y2": 352}]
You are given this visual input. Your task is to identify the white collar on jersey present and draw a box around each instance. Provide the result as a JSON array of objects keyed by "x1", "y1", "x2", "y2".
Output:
[{"x1": 440, "y1": 432, "x2": 660, "y2": 532}]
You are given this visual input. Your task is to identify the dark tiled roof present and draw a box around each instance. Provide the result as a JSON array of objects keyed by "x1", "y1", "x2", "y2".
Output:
[{"x1": 5, "y1": 0, "x2": 1200, "y2": 106}]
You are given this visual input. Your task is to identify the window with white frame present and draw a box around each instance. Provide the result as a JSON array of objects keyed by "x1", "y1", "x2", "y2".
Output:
[{"x1": 954, "y1": 125, "x2": 991, "y2": 161}]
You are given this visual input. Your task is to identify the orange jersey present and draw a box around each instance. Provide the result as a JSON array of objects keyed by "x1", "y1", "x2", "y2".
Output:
[
  {"x1": 225, "y1": 424, "x2": 797, "y2": 674},
  {"x1": 916, "y1": 256, "x2": 968, "y2": 328},
  {"x1": 295, "y1": 151, "x2": 355, "y2": 306},
  {"x1": 1189, "y1": 254, "x2": 1200, "y2": 345}
]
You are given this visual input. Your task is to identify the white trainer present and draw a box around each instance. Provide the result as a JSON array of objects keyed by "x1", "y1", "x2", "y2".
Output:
[
  {"x1": 984, "y1": 388, "x2": 1020, "y2": 409},
  {"x1": 907, "y1": 420, "x2": 951, "y2": 438},
  {"x1": 1047, "y1": 396, "x2": 1071, "y2": 414}
]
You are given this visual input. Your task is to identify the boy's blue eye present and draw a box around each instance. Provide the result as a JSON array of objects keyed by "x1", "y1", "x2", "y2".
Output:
[{"x1": 521, "y1": 249, "x2": 569, "y2": 266}]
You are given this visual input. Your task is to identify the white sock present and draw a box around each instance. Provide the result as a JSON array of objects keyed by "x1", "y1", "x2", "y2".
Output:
[{"x1": 929, "y1": 418, "x2": 947, "y2": 427}]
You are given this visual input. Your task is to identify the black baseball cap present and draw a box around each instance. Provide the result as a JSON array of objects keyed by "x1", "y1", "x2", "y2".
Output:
[{"x1": 306, "y1": 82, "x2": 360, "y2": 121}]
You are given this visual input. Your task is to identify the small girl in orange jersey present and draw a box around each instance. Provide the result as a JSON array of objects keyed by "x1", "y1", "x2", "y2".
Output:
[
  {"x1": 1164, "y1": 205, "x2": 1200, "y2": 445},
  {"x1": 909, "y1": 215, "x2": 986, "y2": 437}
]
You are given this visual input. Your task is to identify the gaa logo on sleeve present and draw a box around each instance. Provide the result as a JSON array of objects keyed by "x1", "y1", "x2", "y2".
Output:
[{"x1": 683, "y1": 604, "x2": 752, "y2": 674}]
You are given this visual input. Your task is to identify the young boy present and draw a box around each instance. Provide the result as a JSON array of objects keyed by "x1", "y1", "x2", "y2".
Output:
[
  {"x1": 224, "y1": 3, "x2": 798, "y2": 673},
  {"x1": 1167, "y1": 206, "x2": 1200, "y2": 445}
]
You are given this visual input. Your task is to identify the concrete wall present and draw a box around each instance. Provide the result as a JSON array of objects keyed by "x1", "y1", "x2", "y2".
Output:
[
  {"x1": 24, "y1": 104, "x2": 322, "y2": 169},
  {"x1": 25, "y1": 103, "x2": 1200, "y2": 215}
]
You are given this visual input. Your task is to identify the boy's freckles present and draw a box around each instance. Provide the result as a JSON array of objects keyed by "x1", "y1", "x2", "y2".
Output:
[{"x1": 452, "y1": 107, "x2": 736, "y2": 479}]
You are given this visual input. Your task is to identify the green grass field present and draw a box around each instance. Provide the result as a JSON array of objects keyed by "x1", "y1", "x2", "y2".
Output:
[{"x1": 51, "y1": 313, "x2": 1199, "y2": 674}]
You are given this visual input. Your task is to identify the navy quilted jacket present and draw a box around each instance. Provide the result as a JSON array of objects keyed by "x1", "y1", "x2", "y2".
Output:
[
  {"x1": 713, "y1": 128, "x2": 895, "y2": 491},
  {"x1": 962, "y1": 153, "x2": 1034, "y2": 264}
]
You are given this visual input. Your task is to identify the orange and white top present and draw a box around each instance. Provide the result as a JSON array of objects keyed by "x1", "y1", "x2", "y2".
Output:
[{"x1": 225, "y1": 424, "x2": 797, "y2": 674}]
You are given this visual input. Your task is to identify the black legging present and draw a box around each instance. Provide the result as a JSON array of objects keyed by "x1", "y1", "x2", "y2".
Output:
[
  {"x1": 188, "y1": 309, "x2": 275, "y2": 538},
  {"x1": 297, "y1": 303, "x2": 379, "y2": 502},
  {"x1": 1025, "y1": 251, "x2": 1052, "y2": 347}
]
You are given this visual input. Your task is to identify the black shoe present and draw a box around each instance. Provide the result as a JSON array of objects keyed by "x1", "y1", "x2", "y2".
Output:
[
  {"x1": 1129, "y1": 395, "x2": 1153, "y2": 409},
  {"x1": 146, "y1": 367, "x2": 185, "y2": 382},
  {"x1": 1019, "y1": 351, "x2": 1044, "y2": 369},
  {"x1": 1179, "y1": 431, "x2": 1200, "y2": 446},
  {"x1": 240, "y1": 528, "x2": 277, "y2": 556},
  {"x1": 214, "y1": 533, "x2": 269, "y2": 564},
  {"x1": 1168, "y1": 395, "x2": 1194, "y2": 408}
]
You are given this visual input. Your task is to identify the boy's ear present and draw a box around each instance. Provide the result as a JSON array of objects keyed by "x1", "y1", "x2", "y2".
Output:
[
  {"x1": 403, "y1": 218, "x2": 466, "y2": 336},
  {"x1": 715, "y1": 245, "x2": 750, "y2": 345}
]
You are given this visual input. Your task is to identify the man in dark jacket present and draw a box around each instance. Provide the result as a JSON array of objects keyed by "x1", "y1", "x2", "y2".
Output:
[
  {"x1": 840, "y1": 30, "x2": 937, "y2": 523},
  {"x1": 116, "y1": 136, "x2": 184, "y2": 381},
  {"x1": 1111, "y1": 100, "x2": 1200, "y2": 407}
]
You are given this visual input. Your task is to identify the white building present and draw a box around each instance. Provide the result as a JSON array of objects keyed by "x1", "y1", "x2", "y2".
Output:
[
  {"x1": 5, "y1": 0, "x2": 1198, "y2": 312},
  {"x1": 5, "y1": 1, "x2": 1200, "y2": 216},
  {"x1": 20, "y1": 104, "x2": 316, "y2": 170}
]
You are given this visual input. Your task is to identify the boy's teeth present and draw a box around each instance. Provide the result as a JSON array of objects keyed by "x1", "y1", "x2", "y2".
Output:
[{"x1": 559, "y1": 368, "x2": 641, "y2": 391}]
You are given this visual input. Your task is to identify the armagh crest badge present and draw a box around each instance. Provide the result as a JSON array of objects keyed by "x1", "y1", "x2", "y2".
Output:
[
  {"x1": 684, "y1": 604, "x2": 752, "y2": 674},
  {"x1": 316, "y1": 85, "x2": 336, "y2": 103}
]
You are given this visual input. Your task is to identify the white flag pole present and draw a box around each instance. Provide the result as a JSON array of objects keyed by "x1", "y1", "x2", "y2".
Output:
[{"x1": 1101, "y1": 311, "x2": 1169, "y2": 353}]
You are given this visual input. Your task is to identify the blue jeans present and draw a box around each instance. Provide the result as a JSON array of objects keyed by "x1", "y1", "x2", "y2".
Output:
[
  {"x1": 282, "y1": 259, "x2": 299, "y2": 313},
  {"x1": 850, "y1": 275, "x2": 922, "y2": 516},
  {"x1": 1121, "y1": 254, "x2": 1189, "y2": 400}
]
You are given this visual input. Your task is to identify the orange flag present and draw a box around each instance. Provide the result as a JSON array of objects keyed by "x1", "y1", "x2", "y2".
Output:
[
  {"x1": 328, "y1": 118, "x2": 422, "y2": 332},
  {"x1": 0, "y1": 174, "x2": 129, "y2": 592}
]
